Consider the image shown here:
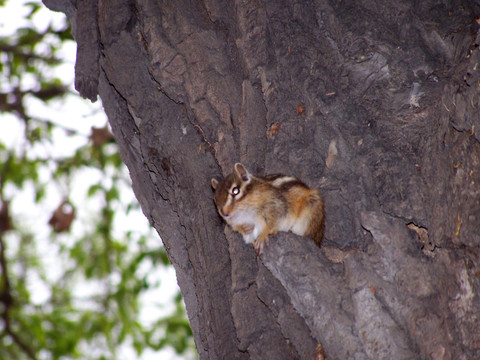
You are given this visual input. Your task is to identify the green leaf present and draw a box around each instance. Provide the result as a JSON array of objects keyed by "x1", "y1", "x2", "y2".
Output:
[{"x1": 87, "y1": 183, "x2": 102, "y2": 197}]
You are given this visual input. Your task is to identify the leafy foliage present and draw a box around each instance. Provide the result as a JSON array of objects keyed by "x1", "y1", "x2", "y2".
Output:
[{"x1": 0, "y1": 1, "x2": 195, "y2": 359}]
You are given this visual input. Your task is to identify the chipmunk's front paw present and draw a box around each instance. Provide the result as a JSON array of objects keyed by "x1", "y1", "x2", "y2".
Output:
[
  {"x1": 253, "y1": 240, "x2": 263, "y2": 256},
  {"x1": 239, "y1": 224, "x2": 254, "y2": 234},
  {"x1": 253, "y1": 237, "x2": 267, "y2": 256}
]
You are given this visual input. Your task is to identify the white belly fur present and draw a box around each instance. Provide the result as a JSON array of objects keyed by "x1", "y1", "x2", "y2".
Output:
[
  {"x1": 227, "y1": 210, "x2": 310, "y2": 243},
  {"x1": 277, "y1": 213, "x2": 309, "y2": 236},
  {"x1": 227, "y1": 210, "x2": 264, "y2": 244}
]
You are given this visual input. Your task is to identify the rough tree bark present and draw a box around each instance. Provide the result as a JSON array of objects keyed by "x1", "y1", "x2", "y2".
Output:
[{"x1": 44, "y1": 0, "x2": 480, "y2": 359}]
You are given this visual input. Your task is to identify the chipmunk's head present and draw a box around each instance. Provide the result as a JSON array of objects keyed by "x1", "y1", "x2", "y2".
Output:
[{"x1": 211, "y1": 163, "x2": 251, "y2": 219}]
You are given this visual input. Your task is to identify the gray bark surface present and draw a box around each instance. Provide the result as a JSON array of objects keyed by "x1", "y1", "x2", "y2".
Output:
[{"x1": 44, "y1": 0, "x2": 480, "y2": 359}]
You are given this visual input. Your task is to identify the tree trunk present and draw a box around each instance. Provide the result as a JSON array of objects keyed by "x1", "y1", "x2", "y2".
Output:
[{"x1": 44, "y1": 0, "x2": 480, "y2": 359}]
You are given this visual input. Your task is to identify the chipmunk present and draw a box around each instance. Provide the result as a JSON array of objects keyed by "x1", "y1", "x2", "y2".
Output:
[{"x1": 211, "y1": 163, "x2": 324, "y2": 254}]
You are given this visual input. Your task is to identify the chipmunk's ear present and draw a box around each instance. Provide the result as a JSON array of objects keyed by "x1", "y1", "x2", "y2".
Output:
[
  {"x1": 211, "y1": 178, "x2": 219, "y2": 190},
  {"x1": 234, "y1": 163, "x2": 250, "y2": 182}
]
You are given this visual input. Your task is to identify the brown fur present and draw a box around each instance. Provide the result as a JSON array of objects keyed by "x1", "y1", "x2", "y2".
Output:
[{"x1": 282, "y1": 185, "x2": 324, "y2": 247}]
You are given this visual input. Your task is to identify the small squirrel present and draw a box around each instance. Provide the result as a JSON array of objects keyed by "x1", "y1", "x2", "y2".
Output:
[{"x1": 211, "y1": 163, "x2": 324, "y2": 254}]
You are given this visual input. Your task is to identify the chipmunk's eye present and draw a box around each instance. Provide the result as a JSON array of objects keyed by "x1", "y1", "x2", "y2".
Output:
[{"x1": 231, "y1": 187, "x2": 240, "y2": 196}]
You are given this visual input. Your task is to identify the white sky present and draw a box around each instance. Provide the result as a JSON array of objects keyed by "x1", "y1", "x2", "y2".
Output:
[{"x1": 0, "y1": 1, "x2": 191, "y2": 359}]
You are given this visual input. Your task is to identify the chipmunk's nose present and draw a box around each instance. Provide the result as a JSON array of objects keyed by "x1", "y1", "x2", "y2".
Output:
[{"x1": 221, "y1": 209, "x2": 230, "y2": 217}]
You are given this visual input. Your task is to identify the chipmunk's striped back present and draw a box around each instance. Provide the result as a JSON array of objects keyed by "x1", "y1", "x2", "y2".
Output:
[{"x1": 264, "y1": 173, "x2": 324, "y2": 247}]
